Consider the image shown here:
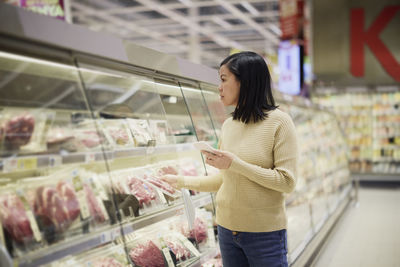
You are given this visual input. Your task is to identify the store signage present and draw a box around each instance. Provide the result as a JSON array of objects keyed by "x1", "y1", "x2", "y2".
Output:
[
  {"x1": 279, "y1": 0, "x2": 304, "y2": 40},
  {"x1": 313, "y1": 0, "x2": 400, "y2": 86},
  {"x1": 350, "y1": 6, "x2": 400, "y2": 82},
  {"x1": 278, "y1": 40, "x2": 301, "y2": 95},
  {"x1": 3, "y1": 0, "x2": 65, "y2": 20}
]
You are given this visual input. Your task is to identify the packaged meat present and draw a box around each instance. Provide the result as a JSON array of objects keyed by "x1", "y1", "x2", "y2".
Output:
[
  {"x1": 189, "y1": 218, "x2": 208, "y2": 243},
  {"x1": 83, "y1": 183, "x2": 107, "y2": 224},
  {"x1": 100, "y1": 119, "x2": 134, "y2": 148},
  {"x1": 126, "y1": 176, "x2": 157, "y2": 207},
  {"x1": 129, "y1": 240, "x2": 165, "y2": 267},
  {"x1": 4, "y1": 113, "x2": 35, "y2": 148},
  {"x1": 178, "y1": 158, "x2": 200, "y2": 176},
  {"x1": 0, "y1": 191, "x2": 34, "y2": 244},
  {"x1": 0, "y1": 109, "x2": 55, "y2": 154},
  {"x1": 163, "y1": 236, "x2": 191, "y2": 263},
  {"x1": 126, "y1": 119, "x2": 153, "y2": 147},
  {"x1": 20, "y1": 170, "x2": 94, "y2": 243},
  {"x1": 149, "y1": 120, "x2": 170, "y2": 145},
  {"x1": 74, "y1": 120, "x2": 109, "y2": 151}
]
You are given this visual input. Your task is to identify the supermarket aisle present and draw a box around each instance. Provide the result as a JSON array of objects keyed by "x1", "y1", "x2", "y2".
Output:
[{"x1": 312, "y1": 184, "x2": 400, "y2": 267}]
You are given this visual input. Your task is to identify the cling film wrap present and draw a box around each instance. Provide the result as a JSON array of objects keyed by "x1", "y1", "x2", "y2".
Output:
[
  {"x1": 0, "y1": 185, "x2": 42, "y2": 253},
  {"x1": 0, "y1": 108, "x2": 55, "y2": 155},
  {"x1": 99, "y1": 119, "x2": 135, "y2": 149},
  {"x1": 125, "y1": 119, "x2": 153, "y2": 147}
]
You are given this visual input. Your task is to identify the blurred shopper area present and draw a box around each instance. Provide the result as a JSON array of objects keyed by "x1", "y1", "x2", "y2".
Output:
[{"x1": 0, "y1": 0, "x2": 399, "y2": 266}]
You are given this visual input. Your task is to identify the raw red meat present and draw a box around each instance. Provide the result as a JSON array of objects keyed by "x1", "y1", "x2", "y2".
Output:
[
  {"x1": 79, "y1": 130, "x2": 102, "y2": 148},
  {"x1": 189, "y1": 218, "x2": 208, "y2": 243},
  {"x1": 57, "y1": 181, "x2": 80, "y2": 221},
  {"x1": 108, "y1": 128, "x2": 129, "y2": 145},
  {"x1": 144, "y1": 175, "x2": 176, "y2": 195},
  {"x1": 93, "y1": 257, "x2": 122, "y2": 267},
  {"x1": 34, "y1": 186, "x2": 69, "y2": 231},
  {"x1": 126, "y1": 177, "x2": 156, "y2": 207},
  {"x1": 129, "y1": 240, "x2": 164, "y2": 267},
  {"x1": 0, "y1": 194, "x2": 33, "y2": 244},
  {"x1": 83, "y1": 184, "x2": 105, "y2": 223},
  {"x1": 34, "y1": 182, "x2": 81, "y2": 232},
  {"x1": 4, "y1": 114, "x2": 35, "y2": 147},
  {"x1": 158, "y1": 166, "x2": 178, "y2": 176}
]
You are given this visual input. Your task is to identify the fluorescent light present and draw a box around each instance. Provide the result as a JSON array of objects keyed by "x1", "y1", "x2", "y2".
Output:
[
  {"x1": 0, "y1": 51, "x2": 123, "y2": 78},
  {"x1": 240, "y1": 1, "x2": 260, "y2": 16},
  {"x1": 269, "y1": 24, "x2": 282, "y2": 36},
  {"x1": 212, "y1": 17, "x2": 232, "y2": 29},
  {"x1": 178, "y1": 0, "x2": 193, "y2": 7}
]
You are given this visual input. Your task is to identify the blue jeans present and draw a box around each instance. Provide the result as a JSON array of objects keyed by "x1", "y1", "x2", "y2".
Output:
[{"x1": 217, "y1": 225, "x2": 288, "y2": 267}]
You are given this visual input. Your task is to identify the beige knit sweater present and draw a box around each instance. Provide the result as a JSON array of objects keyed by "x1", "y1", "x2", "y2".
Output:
[{"x1": 178, "y1": 109, "x2": 298, "y2": 232}]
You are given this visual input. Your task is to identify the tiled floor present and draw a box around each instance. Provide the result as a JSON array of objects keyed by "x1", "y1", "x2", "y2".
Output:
[{"x1": 312, "y1": 185, "x2": 400, "y2": 267}]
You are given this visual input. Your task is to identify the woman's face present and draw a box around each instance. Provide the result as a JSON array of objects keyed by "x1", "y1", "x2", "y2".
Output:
[{"x1": 218, "y1": 64, "x2": 240, "y2": 106}]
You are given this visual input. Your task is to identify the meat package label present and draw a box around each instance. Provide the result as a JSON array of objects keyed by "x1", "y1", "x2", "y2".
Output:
[
  {"x1": 176, "y1": 234, "x2": 201, "y2": 257},
  {"x1": 162, "y1": 247, "x2": 175, "y2": 267},
  {"x1": 72, "y1": 176, "x2": 90, "y2": 219},
  {"x1": 155, "y1": 187, "x2": 167, "y2": 204},
  {"x1": 16, "y1": 190, "x2": 42, "y2": 242}
]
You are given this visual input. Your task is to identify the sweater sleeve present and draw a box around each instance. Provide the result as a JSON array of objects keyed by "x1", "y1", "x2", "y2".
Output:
[
  {"x1": 228, "y1": 116, "x2": 298, "y2": 193},
  {"x1": 177, "y1": 173, "x2": 223, "y2": 192}
]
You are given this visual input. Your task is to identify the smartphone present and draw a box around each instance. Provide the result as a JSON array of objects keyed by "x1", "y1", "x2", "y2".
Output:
[{"x1": 193, "y1": 141, "x2": 218, "y2": 155}]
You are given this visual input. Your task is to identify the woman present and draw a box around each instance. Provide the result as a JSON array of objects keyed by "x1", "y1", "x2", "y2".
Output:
[{"x1": 163, "y1": 51, "x2": 298, "y2": 267}]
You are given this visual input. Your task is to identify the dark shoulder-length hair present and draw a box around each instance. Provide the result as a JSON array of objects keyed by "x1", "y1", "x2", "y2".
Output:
[{"x1": 220, "y1": 51, "x2": 278, "y2": 124}]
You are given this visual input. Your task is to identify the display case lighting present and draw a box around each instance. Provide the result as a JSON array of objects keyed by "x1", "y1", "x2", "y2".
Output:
[{"x1": 0, "y1": 51, "x2": 123, "y2": 78}]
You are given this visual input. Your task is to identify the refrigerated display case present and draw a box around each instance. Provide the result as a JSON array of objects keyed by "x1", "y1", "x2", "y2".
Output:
[{"x1": 0, "y1": 4, "x2": 352, "y2": 267}]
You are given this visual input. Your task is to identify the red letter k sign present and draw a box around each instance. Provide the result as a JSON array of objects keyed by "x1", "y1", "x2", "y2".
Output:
[{"x1": 350, "y1": 6, "x2": 400, "y2": 82}]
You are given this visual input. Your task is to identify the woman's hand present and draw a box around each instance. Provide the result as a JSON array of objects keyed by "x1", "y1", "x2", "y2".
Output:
[
  {"x1": 160, "y1": 174, "x2": 180, "y2": 188},
  {"x1": 202, "y1": 150, "x2": 234, "y2": 169}
]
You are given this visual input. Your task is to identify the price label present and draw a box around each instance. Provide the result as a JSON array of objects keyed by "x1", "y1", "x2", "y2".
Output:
[
  {"x1": 183, "y1": 239, "x2": 201, "y2": 257},
  {"x1": 156, "y1": 188, "x2": 167, "y2": 204},
  {"x1": 16, "y1": 190, "x2": 42, "y2": 242},
  {"x1": 100, "y1": 231, "x2": 111, "y2": 243},
  {"x1": 162, "y1": 247, "x2": 175, "y2": 267},
  {"x1": 3, "y1": 158, "x2": 17, "y2": 172},
  {"x1": 17, "y1": 157, "x2": 37, "y2": 171},
  {"x1": 85, "y1": 153, "x2": 96, "y2": 163},
  {"x1": 49, "y1": 156, "x2": 62, "y2": 167}
]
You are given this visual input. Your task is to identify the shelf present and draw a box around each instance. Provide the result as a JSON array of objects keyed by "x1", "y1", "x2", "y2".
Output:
[
  {"x1": 16, "y1": 193, "x2": 213, "y2": 267},
  {"x1": 0, "y1": 143, "x2": 198, "y2": 173},
  {"x1": 351, "y1": 173, "x2": 400, "y2": 182}
]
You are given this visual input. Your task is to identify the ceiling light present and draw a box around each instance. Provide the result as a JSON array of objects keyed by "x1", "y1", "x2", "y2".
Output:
[
  {"x1": 240, "y1": 1, "x2": 260, "y2": 16},
  {"x1": 212, "y1": 17, "x2": 232, "y2": 29},
  {"x1": 178, "y1": 0, "x2": 193, "y2": 7},
  {"x1": 269, "y1": 24, "x2": 282, "y2": 36}
]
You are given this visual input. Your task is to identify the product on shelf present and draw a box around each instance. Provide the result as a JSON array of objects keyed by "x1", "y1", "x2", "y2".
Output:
[
  {"x1": 74, "y1": 120, "x2": 109, "y2": 151},
  {"x1": 100, "y1": 119, "x2": 134, "y2": 148},
  {"x1": 46, "y1": 126, "x2": 77, "y2": 152},
  {"x1": 0, "y1": 190, "x2": 34, "y2": 245},
  {"x1": 129, "y1": 240, "x2": 165, "y2": 267},
  {"x1": 126, "y1": 119, "x2": 153, "y2": 147},
  {"x1": 149, "y1": 119, "x2": 169, "y2": 145}
]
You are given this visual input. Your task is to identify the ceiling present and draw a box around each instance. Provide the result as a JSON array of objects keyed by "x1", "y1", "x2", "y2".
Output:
[{"x1": 70, "y1": 0, "x2": 281, "y2": 69}]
